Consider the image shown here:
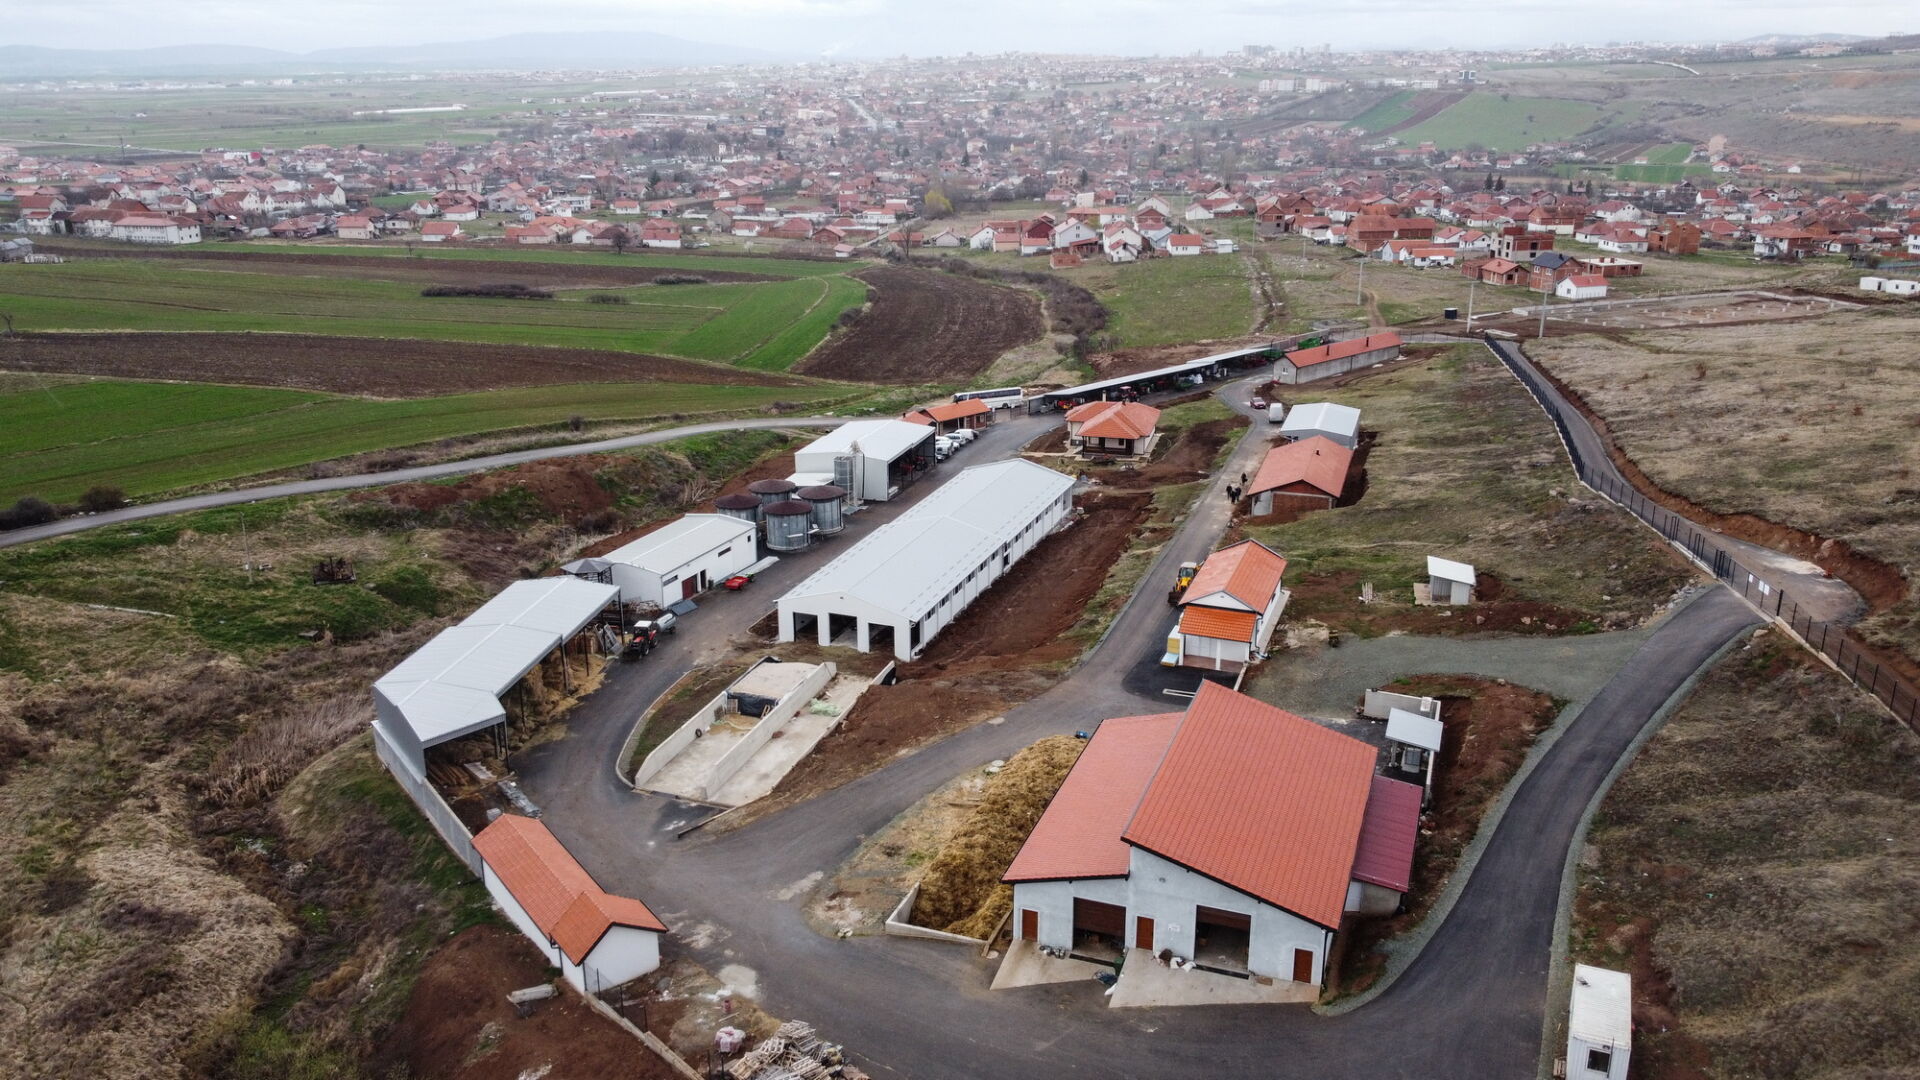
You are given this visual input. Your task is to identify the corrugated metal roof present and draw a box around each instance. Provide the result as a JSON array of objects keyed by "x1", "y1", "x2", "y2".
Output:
[
  {"x1": 1386, "y1": 708, "x2": 1444, "y2": 753},
  {"x1": 1279, "y1": 402, "x2": 1361, "y2": 440},
  {"x1": 1351, "y1": 776, "x2": 1422, "y2": 893},
  {"x1": 796, "y1": 418, "x2": 934, "y2": 462},
  {"x1": 602, "y1": 514, "x2": 754, "y2": 575},
  {"x1": 1178, "y1": 605, "x2": 1258, "y2": 642},
  {"x1": 1122, "y1": 682, "x2": 1377, "y2": 929},
  {"x1": 1003, "y1": 713, "x2": 1182, "y2": 883},
  {"x1": 1569, "y1": 965, "x2": 1634, "y2": 1047},
  {"x1": 466, "y1": 575, "x2": 624, "y2": 637},
  {"x1": 779, "y1": 459, "x2": 1073, "y2": 624},
  {"x1": 1036, "y1": 342, "x2": 1274, "y2": 401},
  {"x1": 1427, "y1": 555, "x2": 1477, "y2": 585},
  {"x1": 1248, "y1": 436, "x2": 1352, "y2": 500},
  {"x1": 474, "y1": 815, "x2": 666, "y2": 965}
]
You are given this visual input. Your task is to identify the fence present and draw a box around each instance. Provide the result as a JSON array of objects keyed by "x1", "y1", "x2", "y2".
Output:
[
  {"x1": 371, "y1": 719, "x2": 485, "y2": 875},
  {"x1": 1486, "y1": 339, "x2": 1920, "y2": 730}
]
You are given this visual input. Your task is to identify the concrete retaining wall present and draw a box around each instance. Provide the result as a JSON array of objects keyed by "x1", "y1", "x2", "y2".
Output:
[
  {"x1": 1362, "y1": 690, "x2": 1440, "y2": 722},
  {"x1": 371, "y1": 720, "x2": 482, "y2": 875},
  {"x1": 630, "y1": 688, "x2": 725, "y2": 790},
  {"x1": 701, "y1": 662, "x2": 836, "y2": 800},
  {"x1": 884, "y1": 884, "x2": 989, "y2": 945}
]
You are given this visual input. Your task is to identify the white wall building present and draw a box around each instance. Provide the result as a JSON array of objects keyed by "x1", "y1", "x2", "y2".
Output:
[
  {"x1": 789, "y1": 419, "x2": 938, "y2": 502},
  {"x1": 600, "y1": 513, "x2": 756, "y2": 607},
  {"x1": 473, "y1": 814, "x2": 666, "y2": 994},
  {"x1": 1427, "y1": 556, "x2": 1477, "y2": 605},
  {"x1": 1277, "y1": 401, "x2": 1362, "y2": 449},
  {"x1": 1004, "y1": 684, "x2": 1421, "y2": 985},
  {"x1": 1169, "y1": 540, "x2": 1290, "y2": 673},
  {"x1": 1567, "y1": 965, "x2": 1632, "y2": 1080},
  {"x1": 777, "y1": 459, "x2": 1073, "y2": 661}
]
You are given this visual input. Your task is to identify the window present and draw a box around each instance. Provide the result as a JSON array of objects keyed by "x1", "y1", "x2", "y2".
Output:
[
  {"x1": 717, "y1": 546, "x2": 732, "y2": 557},
  {"x1": 1585, "y1": 1048, "x2": 1613, "y2": 1074},
  {"x1": 661, "y1": 575, "x2": 679, "y2": 586}
]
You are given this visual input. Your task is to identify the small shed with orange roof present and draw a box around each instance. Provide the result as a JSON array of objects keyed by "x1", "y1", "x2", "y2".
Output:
[
  {"x1": 1167, "y1": 539, "x2": 1290, "y2": 672},
  {"x1": 1246, "y1": 436, "x2": 1353, "y2": 516}
]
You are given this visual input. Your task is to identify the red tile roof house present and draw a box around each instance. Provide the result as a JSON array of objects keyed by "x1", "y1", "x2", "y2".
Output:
[
  {"x1": 1002, "y1": 683, "x2": 1421, "y2": 989},
  {"x1": 472, "y1": 814, "x2": 667, "y2": 993},
  {"x1": 1246, "y1": 436, "x2": 1353, "y2": 516},
  {"x1": 1275, "y1": 331, "x2": 1401, "y2": 385},
  {"x1": 902, "y1": 397, "x2": 993, "y2": 432},
  {"x1": 1170, "y1": 539, "x2": 1291, "y2": 672},
  {"x1": 1064, "y1": 401, "x2": 1161, "y2": 456}
]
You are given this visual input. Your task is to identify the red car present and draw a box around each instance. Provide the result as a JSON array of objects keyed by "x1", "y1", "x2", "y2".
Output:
[{"x1": 723, "y1": 575, "x2": 753, "y2": 590}]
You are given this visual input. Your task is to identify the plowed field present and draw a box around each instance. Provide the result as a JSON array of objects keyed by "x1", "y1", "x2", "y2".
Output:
[
  {"x1": 0, "y1": 331, "x2": 804, "y2": 396},
  {"x1": 795, "y1": 266, "x2": 1043, "y2": 382}
]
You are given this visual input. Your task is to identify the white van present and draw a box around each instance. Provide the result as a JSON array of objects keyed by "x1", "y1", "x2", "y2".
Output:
[
  {"x1": 945, "y1": 427, "x2": 977, "y2": 446},
  {"x1": 934, "y1": 436, "x2": 956, "y2": 460}
]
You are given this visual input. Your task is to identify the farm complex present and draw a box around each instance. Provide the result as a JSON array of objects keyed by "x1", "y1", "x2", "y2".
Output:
[{"x1": 4, "y1": 25, "x2": 1919, "y2": 1080}]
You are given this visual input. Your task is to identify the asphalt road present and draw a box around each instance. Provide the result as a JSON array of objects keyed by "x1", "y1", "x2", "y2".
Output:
[
  {"x1": 0, "y1": 416, "x2": 852, "y2": 549},
  {"x1": 515, "y1": 373, "x2": 1762, "y2": 1080}
]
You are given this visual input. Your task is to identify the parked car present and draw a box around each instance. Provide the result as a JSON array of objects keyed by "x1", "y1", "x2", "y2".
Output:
[
  {"x1": 945, "y1": 427, "x2": 977, "y2": 445},
  {"x1": 723, "y1": 574, "x2": 754, "y2": 590}
]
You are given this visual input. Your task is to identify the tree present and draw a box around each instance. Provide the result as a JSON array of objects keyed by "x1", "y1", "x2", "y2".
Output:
[
  {"x1": 923, "y1": 188, "x2": 954, "y2": 219},
  {"x1": 960, "y1": 149, "x2": 970, "y2": 167},
  {"x1": 1484, "y1": 172, "x2": 1495, "y2": 190},
  {"x1": 610, "y1": 227, "x2": 631, "y2": 256},
  {"x1": 77, "y1": 485, "x2": 126, "y2": 513},
  {"x1": 1495, "y1": 175, "x2": 1506, "y2": 191}
]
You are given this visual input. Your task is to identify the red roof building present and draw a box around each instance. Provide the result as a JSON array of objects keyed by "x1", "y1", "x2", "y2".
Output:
[
  {"x1": 1171, "y1": 539, "x2": 1289, "y2": 670},
  {"x1": 473, "y1": 815, "x2": 666, "y2": 991},
  {"x1": 1276, "y1": 332, "x2": 1402, "y2": 385},
  {"x1": 1246, "y1": 435, "x2": 1353, "y2": 515},
  {"x1": 1065, "y1": 400, "x2": 1161, "y2": 456}
]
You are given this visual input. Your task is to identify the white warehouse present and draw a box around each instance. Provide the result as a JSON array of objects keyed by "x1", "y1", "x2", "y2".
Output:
[
  {"x1": 599, "y1": 513, "x2": 757, "y2": 607},
  {"x1": 789, "y1": 419, "x2": 939, "y2": 502},
  {"x1": 776, "y1": 459, "x2": 1074, "y2": 660}
]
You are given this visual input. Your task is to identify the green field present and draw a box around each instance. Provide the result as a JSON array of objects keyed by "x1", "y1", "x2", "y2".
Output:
[
  {"x1": 0, "y1": 377, "x2": 846, "y2": 503},
  {"x1": 0, "y1": 261, "x2": 865, "y2": 370},
  {"x1": 1395, "y1": 93, "x2": 1621, "y2": 150},
  {"x1": 224, "y1": 242, "x2": 854, "y2": 278},
  {"x1": 1093, "y1": 255, "x2": 1258, "y2": 348},
  {"x1": 1348, "y1": 90, "x2": 1417, "y2": 133}
]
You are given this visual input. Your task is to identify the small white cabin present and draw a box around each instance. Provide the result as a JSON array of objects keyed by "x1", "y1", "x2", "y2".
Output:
[
  {"x1": 1567, "y1": 964, "x2": 1632, "y2": 1080},
  {"x1": 1426, "y1": 556, "x2": 1477, "y2": 605}
]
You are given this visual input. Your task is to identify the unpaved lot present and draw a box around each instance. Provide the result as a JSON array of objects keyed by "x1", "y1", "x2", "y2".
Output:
[
  {"x1": 1530, "y1": 311, "x2": 1920, "y2": 668},
  {"x1": 796, "y1": 266, "x2": 1045, "y2": 383},
  {"x1": 0, "y1": 331, "x2": 804, "y2": 396}
]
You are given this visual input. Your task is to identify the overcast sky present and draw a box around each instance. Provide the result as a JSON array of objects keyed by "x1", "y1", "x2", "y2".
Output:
[{"x1": 16, "y1": 0, "x2": 1920, "y2": 57}]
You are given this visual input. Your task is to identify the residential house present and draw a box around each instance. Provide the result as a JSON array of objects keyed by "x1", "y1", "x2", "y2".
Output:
[
  {"x1": 1555, "y1": 274, "x2": 1609, "y2": 301},
  {"x1": 1065, "y1": 400, "x2": 1160, "y2": 456},
  {"x1": 1165, "y1": 232, "x2": 1206, "y2": 256},
  {"x1": 1169, "y1": 540, "x2": 1291, "y2": 672},
  {"x1": 903, "y1": 398, "x2": 993, "y2": 432},
  {"x1": 108, "y1": 213, "x2": 201, "y2": 244},
  {"x1": 419, "y1": 221, "x2": 462, "y2": 242},
  {"x1": 335, "y1": 214, "x2": 376, "y2": 240},
  {"x1": 1246, "y1": 436, "x2": 1352, "y2": 516}
]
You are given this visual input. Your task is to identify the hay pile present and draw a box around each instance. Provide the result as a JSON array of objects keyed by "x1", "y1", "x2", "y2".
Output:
[{"x1": 910, "y1": 735, "x2": 1084, "y2": 939}]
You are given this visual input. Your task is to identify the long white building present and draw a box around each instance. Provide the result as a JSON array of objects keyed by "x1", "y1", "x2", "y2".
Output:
[
  {"x1": 789, "y1": 418, "x2": 938, "y2": 501},
  {"x1": 776, "y1": 459, "x2": 1074, "y2": 660}
]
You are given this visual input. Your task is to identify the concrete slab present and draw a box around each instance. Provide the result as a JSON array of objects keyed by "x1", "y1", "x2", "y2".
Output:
[
  {"x1": 643, "y1": 714, "x2": 755, "y2": 802},
  {"x1": 990, "y1": 940, "x2": 1109, "y2": 991},
  {"x1": 708, "y1": 673, "x2": 866, "y2": 805},
  {"x1": 1107, "y1": 949, "x2": 1317, "y2": 1009}
]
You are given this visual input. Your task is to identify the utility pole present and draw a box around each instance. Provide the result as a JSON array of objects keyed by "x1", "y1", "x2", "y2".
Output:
[
  {"x1": 1466, "y1": 278, "x2": 1477, "y2": 329},
  {"x1": 1356, "y1": 253, "x2": 1365, "y2": 307},
  {"x1": 1536, "y1": 279, "x2": 1551, "y2": 339}
]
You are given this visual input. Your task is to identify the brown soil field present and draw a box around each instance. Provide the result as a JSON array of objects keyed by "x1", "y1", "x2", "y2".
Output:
[
  {"x1": 1327, "y1": 675, "x2": 1560, "y2": 997},
  {"x1": 377, "y1": 924, "x2": 679, "y2": 1080},
  {"x1": 0, "y1": 331, "x2": 803, "y2": 396},
  {"x1": 1088, "y1": 336, "x2": 1277, "y2": 379},
  {"x1": 1528, "y1": 314, "x2": 1920, "y2": 670},
  {"x1": 33, "y1": 240, "x2": 781, "y2": 286},
  {"x1": 795, "y1": 266, "x2": 1044, "y2": 382},
  {"x1": 1573, "y1": 635, "x2": 1920, "y2": 1080}
]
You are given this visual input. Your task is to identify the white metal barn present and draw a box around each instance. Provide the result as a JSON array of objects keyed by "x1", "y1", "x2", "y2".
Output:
[
  {"x1": 600, "y1": 513, "x2": 756, "y2": 606},
  {"x1": 1277, "y1": 401, "x2": 1362, "y2": 449},
  {"x1": 1427, "y1": 556, "x2": 1478, "y2": 605},
  {"x1": 789, "y1": 419, "x2": 938, "y2": 501},
  {"x1": 1567, "y1": 964, "x2": 1632, "y2": 1080},
  {"x1": 371, "y1": 576, "x2": 620, "y2": 779},
  {"x1": 473, "y1": 814, "x2": 666, "y2": 994},
  {"x1": 776, "y1": 459, "x2": 1074, "y2": 660}
]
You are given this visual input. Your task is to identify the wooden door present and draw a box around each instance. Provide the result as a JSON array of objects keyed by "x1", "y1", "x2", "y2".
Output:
[
  {"x1": 1135, "y1": 916, "x2": 1154, "y2": 953},
  {"x1": 1292, "y1": 948, "x2": 1315, "y2": 984},
  {"x1": 682, "y1": 577, "x2": 699, "y2": 600},
  {"x1": 1020, "y1": 909, "x2": 1038, "y2": 942}
]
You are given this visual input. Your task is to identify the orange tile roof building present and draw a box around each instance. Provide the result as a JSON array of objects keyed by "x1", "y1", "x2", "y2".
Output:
[
  {"x1": 1247, "y1": 436, "x2": 1353, "y2": 516},
  {"x1": 473, "y1": 814, "x2": 667, "y2": 992},
  {"x1": 1064, "y1": 400, "x2": 1161, "y2": 456},
  {"x1": 902, "y1": 397, "x2": 993, "y2": 431},
  {"x1": 1276, "y1": 332, "x2": 1402, "y2": 385},
  {"x1": 1004, "y1": 683, "x2": 1420, "y2": 986},
  {"x1": 1167, "y1": 539, "x2": 1290, "y2": 672}
]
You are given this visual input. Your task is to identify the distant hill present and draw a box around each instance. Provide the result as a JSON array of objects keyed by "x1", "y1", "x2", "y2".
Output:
[
  {"x1": 0, "y1": 32, "x2": 783, "y2": 78},
  {"x1": 1732, "y1": 33, "x2": 1870, "y2": 46}
]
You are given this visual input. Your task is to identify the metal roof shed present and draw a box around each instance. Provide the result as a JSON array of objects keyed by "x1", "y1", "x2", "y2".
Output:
[
  {"x1": 1567, "y1": 965, "x2": 1632, "y2": 1080},
  {"x1": 1278, "y1": 402, "x2": 1362, "y2": 449},
  {"x1": 791, "y1": 419, "x2": 938, "y2": 502},
  {"x1": 1426, "y1": 556, "x2": 1478, "y2": 605},
  {"x1": 600, "y1": 514, "x2": 756, "y2": 607}
]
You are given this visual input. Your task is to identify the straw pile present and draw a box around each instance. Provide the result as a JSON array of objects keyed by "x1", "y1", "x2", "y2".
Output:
[{"x1": 909, "y1": 735, "x2": 1084, "y2": 938}]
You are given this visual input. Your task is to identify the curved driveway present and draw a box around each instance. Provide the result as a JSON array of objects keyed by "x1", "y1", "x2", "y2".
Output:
[
  {"x1": 517, "y1": 375, "x2": 1761, "y2": 1079},
  {"x1": 0, "y1": 416, "x2": 848, "y2": 549}
]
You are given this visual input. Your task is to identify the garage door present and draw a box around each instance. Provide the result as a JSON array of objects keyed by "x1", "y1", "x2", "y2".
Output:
[
  {"x1": 1072, "y1": 898, "x2": 1126, "y2": 939},
  {"x1": 1196, "y1": 905, "x2": 1251, "y2": 931}
]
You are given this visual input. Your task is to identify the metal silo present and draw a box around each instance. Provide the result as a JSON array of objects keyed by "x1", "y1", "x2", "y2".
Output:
[
  {"x1": 714, "y1": 493, "x2": 763, "y2": 525},
  {"x1": 797, "y1": 484, "x2": 847, "y2": 535},
  {"x1": 748, "y1": 478, "x2": 798, "y2": 507},
  {"x1": 763, "y1": 500, "x2": 815, "y2": 553}
]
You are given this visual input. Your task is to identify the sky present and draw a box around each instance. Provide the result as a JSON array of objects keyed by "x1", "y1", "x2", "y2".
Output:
[{"x1": 12, "y1": 0, "x2": 1920, "y2": 58}]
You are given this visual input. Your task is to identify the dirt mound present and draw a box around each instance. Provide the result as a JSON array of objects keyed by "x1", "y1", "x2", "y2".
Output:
[
  {"x1": 0, "y1": 331, "x2": 803, "y2": 397},
  {"x1": 362, "y1": 455, "x2": 619, "y2": 520},
  {"x1": 909, "y1": 735, "x2": 1086, "y2": 938},
  {"x1": 1097, "y1": 416, "x2": 1244, "y2": 490},
  {"x1": 795, "y1": 266, "x2": 1044, "y2": 382},
  {"x1": 905, "y1": 490, "x2": 1153, "y2": 671},
  {"x1": 33, "y1": 240, "x2": 782, "y2": 287},
  {"x1": 378, "y1": 925, "x2": 679, "y2": 1080}
]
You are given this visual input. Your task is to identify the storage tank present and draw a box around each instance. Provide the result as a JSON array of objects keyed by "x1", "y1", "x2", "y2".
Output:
[
  {"x1": 748, "y1": 477, "x2": 798, "y2": 507},
  {"x1": 763, "y1": 500, "x2": 815, "y2": 553},
  {"x1": 714, "y1": 493, "x2": 762, "y2": 525},
  {"x1": 797, "y1": 484, "x2": 847, "y2": 536}
]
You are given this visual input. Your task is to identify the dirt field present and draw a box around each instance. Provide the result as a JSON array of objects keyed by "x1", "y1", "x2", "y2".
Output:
[
  {"x1": 1529, "y1": 312, "x2": 1920, "y2": 669},
  {"x1": 1572, "y1": 634, "x2": 1920, "y2": 1080},
  {"x1": 1327, "y1": 676, "x2": 1561, "y2": 997},
  {"x1": 32, "y1": 240, "x2": 782, "y2": 286},
  {"x1": 377, "y1": 925, "x2": 679, "y2": 1080},
  {"x1": 0, "y1": 331, "x2": 805, "y2": 396},
  {"x1": 1087, "y1": 336, "x2": 1277, "y2": 379},
  {"x1": 1507, "y1": 290, "x2": 1860, "y2": 333},
  {"x1": 795, "y1": 266, "x2": 1044, "y2": 382}
]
